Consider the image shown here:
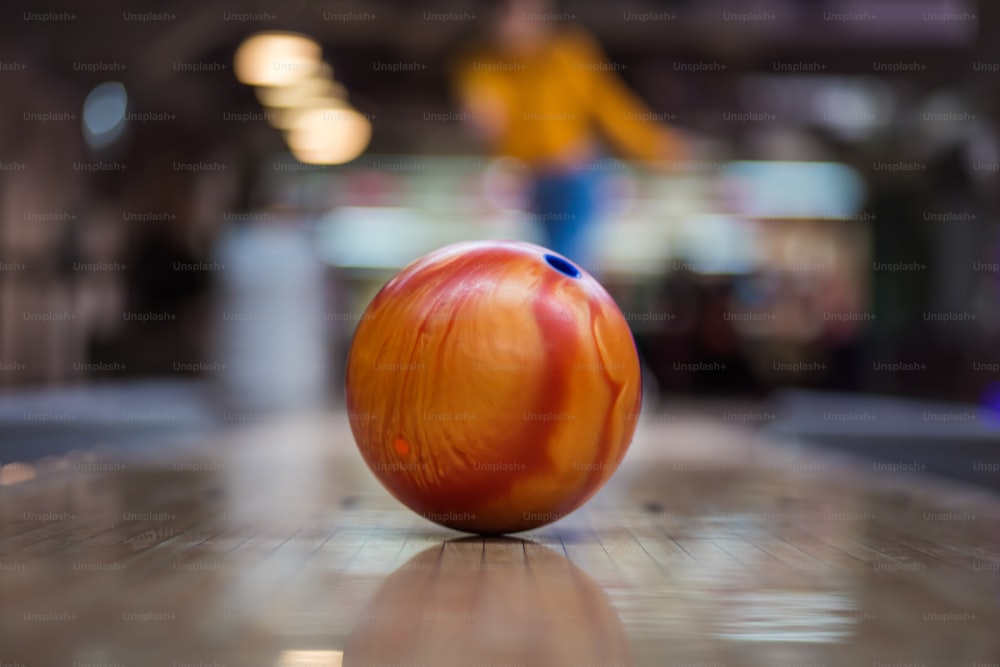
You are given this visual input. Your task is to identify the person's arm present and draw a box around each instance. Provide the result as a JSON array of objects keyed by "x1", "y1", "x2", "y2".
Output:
[{"x1": 559, "y1": 28, "x2": 688, "y2": 164}]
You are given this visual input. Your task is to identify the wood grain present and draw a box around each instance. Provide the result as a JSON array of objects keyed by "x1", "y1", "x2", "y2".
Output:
[{"x1": 1, "y1": 410, "x2": 999, "y2": 667}]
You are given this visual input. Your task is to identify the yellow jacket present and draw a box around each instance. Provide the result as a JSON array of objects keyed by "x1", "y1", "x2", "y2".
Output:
[{"x1": 454, "y1": 28, "x2": 673, "y2": 167}]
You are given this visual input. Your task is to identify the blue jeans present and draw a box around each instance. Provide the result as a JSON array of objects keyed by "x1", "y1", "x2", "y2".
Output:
[{"x1": 530, "y1": 167, "x2": 603, "y2": 275}]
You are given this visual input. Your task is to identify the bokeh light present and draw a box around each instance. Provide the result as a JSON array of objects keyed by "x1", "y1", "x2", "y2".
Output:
[
  {"x1": 254, "y1": 64, "x2": 345, "y2": 109},
  {"x1": 233, "y1": 31, "x2": 321, "y2": 87},
  {"x1": 286, "y1": 106, "x2": 372, "y2": 165},
  {"x1": 82, "y1": 81, "x2": 127, "y2": 150}
]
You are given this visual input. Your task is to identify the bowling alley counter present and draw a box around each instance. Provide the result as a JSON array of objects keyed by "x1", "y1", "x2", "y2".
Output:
[{"x1": 1, "y1": 406, "x2": 998, "y2": 667}]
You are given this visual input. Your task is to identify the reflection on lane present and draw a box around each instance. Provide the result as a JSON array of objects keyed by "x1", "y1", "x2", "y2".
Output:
[
  {"x1": 715, "y1": 591, "x2": 855, "y2": 643},
  {"x1": 343, "y1": 537, "x2": 633, "y2": 667},
  {"x1": 277, "y1": 650, "x2": 343, "y2": 666}
]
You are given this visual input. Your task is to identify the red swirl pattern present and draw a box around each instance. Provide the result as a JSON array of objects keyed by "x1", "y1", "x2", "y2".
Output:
[{"x1": 346, "y1": 240, "x2": 642, "y2": 534}]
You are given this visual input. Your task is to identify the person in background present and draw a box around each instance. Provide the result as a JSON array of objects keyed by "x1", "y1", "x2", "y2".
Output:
[{"x1": 452, "y1": 0, "x2": 688, "y2": 274}]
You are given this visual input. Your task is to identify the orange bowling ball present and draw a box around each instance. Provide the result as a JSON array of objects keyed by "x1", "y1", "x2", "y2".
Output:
[{"x1": 345, "y1": 240, "x2": 641, "y2": 534}]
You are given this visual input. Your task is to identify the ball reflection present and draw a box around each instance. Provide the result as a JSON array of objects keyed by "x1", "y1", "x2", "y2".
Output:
[{"x1": 344, "y1": 538, "x2": 633, "y2": 667}]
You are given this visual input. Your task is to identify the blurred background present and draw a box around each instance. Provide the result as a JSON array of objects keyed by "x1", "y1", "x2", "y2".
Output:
[{"x1": 1, "y1": 0, "x2": 998, "y2": 487}]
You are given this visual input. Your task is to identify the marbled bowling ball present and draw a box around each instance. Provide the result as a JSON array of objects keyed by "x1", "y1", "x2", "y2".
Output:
[{"x1": 345, "y1": 240, "x2": 641, "y2": 534}]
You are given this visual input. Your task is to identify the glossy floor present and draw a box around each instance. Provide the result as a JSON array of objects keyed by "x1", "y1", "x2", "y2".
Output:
[{"x1": 1, "y1": 409, "x2": 999, "y2": 666}]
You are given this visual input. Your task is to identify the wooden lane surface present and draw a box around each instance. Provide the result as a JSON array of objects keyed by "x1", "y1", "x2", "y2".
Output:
[{"x1": 1, "y1": 410, "x2": 999, "y2": 667}]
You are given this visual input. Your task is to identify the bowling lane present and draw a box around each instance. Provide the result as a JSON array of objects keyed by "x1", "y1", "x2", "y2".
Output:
[{"x1": 1, "y1": 408, "x2": 999, "y2": 667}]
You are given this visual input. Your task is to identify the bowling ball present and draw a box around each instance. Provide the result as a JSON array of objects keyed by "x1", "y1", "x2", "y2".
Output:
[{"x1": 345, "y1": 240, "x2": 641, "y2": 534}]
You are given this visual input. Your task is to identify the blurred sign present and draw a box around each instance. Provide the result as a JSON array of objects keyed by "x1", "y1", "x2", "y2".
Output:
[{"x1": 723, "y1": 161, "x2": 865, "y2": 220}]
